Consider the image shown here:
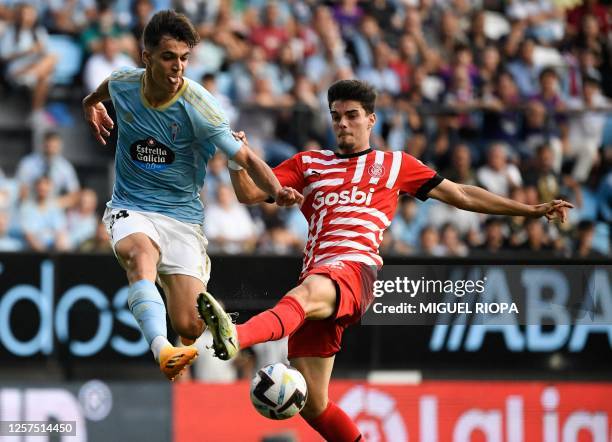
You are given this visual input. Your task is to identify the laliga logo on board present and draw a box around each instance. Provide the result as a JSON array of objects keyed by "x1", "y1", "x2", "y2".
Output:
[
  {"x1": 338, "y1": 386, "x2": 408, "y2": 441},
  {"x1": 337, "y1": 385, "x2": 609, "y2": 442}
]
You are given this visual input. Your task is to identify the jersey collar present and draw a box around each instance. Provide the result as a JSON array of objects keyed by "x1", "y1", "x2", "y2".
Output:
[
  {"x1": 334, "y1": 147, "x2": 372, "y2": 159},
  {"x1": 140, "y1": 73, "x2": 188, "y2": 111}
]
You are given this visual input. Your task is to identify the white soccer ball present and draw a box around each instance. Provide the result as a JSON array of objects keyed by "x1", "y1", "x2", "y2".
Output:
[{"x1": 250, "y1": 363, "x2": 308, "y2": 420}]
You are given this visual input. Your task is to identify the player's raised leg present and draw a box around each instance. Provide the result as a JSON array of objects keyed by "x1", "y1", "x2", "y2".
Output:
[
  {"x1": 197, "y1": 274, "x2": 336, "y2": 360},
  {"x1": 291, "y1": 356, "x2": 363, "y2": 442},
  {"x1": 159, "y1": 273, "x2": 206, "y2": 344},
  {"x1": 156, "y1": 273, "x2": 206, "y2": 379},
  {"x1": 115, "y1": 233, "x2": 196, "y2": 380}
]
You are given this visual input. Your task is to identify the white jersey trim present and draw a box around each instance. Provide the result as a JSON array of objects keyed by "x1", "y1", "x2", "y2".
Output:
[
  {"x1": 302, "y1": 156, "x2": 348, "y2": 166},
  {"x1": 315, "y1": 253, "x2": 383, "y2": 267},
  {"x1": 303, "y1": 178, "x2": 345, "y2": 197},
  {"x1": 319, "y1": 239, "x2": 373, "y2": 252},
  {"x1": 333, "y1": 205, "x2": 391, "y2": 226},
  {"x1": 322, "y1": 229, "x2": 379, "y2": 247},
  {"x1": 385, "y1": 151, "x2": 402, "y2": 189},
  {"x1": 329, "y1": 217, "x2": 380, "y2": 231},
  {"x1": 304, "y1": 168, "x2": 347, "y2": 177},
  {"x1": 351, "y1": 154, "x2": 367, "y2": 183}
]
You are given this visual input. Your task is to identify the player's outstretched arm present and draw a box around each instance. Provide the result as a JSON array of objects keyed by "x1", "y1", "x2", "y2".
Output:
[
  {"x1": 228, "y1": 157, "x2": 269, "y2": 204},
  {"x1": 82, "y1": 78, "x2": 114, "y2": 145},
  {"x1": 428, "y1": 179, "x2": 573, "y2": 222},
  {"x1": 229, "y1": 132, "x2": 303, "y2": 207}
]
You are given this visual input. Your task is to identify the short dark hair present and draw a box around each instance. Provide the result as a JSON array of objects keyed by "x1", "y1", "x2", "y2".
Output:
[
  {"x1": 43, "y1": 130, "x2": 60, "y2": 142},
  {"x1": 327, "y1": 80, "x2": 377, "y2": 114},
  {"x1": 143, "y1": 10, "x2": 199, "y2": 50},
  {"x1": 539, "y1": 67, "x2": 558, "y2": 82}
]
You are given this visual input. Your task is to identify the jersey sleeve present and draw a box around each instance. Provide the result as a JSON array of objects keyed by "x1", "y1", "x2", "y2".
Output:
[
  {"x1": 273, "y1": 155, "x2": 305, "y2": 193},
  {"x1": 185, "y1": 82, "x2": 241, "y2": 158},
  {"x1": 397, "y1": 153, "x2": 444, "y2": 201}
]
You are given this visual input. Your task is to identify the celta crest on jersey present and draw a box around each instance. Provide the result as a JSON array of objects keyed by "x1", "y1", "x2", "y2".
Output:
[
  {"x1": 312, "y1": 186, "x2": 375, "y2": 210},
  {"x1": 130, "y1": 137, "x2": 175, "y2": 170},
  {"x1": 170, "y1": 122, "x2": 179, "y2": 141}
]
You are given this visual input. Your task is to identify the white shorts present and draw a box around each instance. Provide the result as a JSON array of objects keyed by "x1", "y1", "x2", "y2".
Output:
[{"x1": 102, "y1": 207, "x2": 211, "y2": 285}]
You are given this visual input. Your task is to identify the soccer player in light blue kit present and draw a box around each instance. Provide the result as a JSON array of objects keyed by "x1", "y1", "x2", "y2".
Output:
[{"x1": 82, "y1": 10, "x2": 301, "y2": 380}]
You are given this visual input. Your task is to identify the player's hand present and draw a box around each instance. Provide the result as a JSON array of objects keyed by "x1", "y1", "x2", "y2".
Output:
[
  {"x1": 84, "y1": 102, "x2": 114, "y2": 145},
  {"x1": 532, "y1": 199, "x2": 574, "y2": 223},
  {"x1": 232, "y1": 130, "x2": 248, "y2": 146},
  {"x1": 275, "y1": 186, "x2": 304, "y2": 207}
]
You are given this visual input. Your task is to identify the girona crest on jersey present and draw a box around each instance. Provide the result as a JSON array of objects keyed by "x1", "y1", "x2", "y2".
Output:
[{"x1": 368, "y1": 163, "x2": 385, "y2": 178}]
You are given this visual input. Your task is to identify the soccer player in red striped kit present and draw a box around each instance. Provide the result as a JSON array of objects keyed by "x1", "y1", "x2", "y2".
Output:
[{"x1": 197, "y1": 80, "x2": 572, "y2": 441}]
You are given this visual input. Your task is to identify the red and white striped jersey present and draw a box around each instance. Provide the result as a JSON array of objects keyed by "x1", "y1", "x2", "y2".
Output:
[{"x1": 273, "y1": 148, "x2": 443, "y2": 276}]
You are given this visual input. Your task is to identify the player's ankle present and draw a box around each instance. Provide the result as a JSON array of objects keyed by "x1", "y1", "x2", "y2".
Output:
[{"x1": 151, "y1": 335, "x2": 171, "y2": 362}]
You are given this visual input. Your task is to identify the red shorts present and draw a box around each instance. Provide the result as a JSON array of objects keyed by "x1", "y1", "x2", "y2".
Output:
[{"x1": 287, "y1": 261, "x2": 377, "y2": 359}]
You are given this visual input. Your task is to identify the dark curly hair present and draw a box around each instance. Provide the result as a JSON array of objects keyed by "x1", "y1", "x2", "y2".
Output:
[
  {"x1": 143, "y1": 10, "x2": 200, "y2": 50},
  {"x1": 327, "y1": 80, "x2": 377, "y2": 115}
]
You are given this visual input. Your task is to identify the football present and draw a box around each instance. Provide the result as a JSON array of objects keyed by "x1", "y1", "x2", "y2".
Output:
[{"x1": 249, "y1": 363, "x2": 308, "y2": 420}]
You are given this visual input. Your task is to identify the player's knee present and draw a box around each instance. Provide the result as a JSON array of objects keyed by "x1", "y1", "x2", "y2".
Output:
[
  {"x1": 172, "y1": 316, "x2": 204, "y2": 341},
  {"x1": 117, "y1": 243, "x2": 157, "y2": 279},
  {"x1": 290, "y1": 277, "x2": 336, "y2": 320}
]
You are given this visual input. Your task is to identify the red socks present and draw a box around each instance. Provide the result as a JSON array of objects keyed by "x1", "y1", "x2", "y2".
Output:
[
  {"x1": 236, "y1": 296, "x2": 305, "y2": 349},
  {"x1": 304, "y1": 401, "x2": 363, "y2": 442}
]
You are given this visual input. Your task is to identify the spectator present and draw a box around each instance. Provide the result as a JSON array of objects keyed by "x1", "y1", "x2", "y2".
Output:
[
  {"x1": 201, "y1": 73, "x2": 238, "y2": 126},
  {"x1": 83, "y1": 34, "x2": 137, "y2": 93},
  {"x1": 130, "y1": 0, "x2": 154, "y2": 50},
  {"x1": 418, "y1": 225, "x2": 444, "y2": 256},
  {"x1": 572, "y1": 220, "x2": 605, "y2": 258},
  {"x1": 533, "y1": 67, "x2": 566, "y2": 116},
  {"x1": 0, "y1": 3, "x2": 57, "y2": 115},
  {"x1": 472, "y1": 217, "x2": 507, "y2": 255},
  {"x1": 439, "y1": 222, "x2": 468, "y2": 256},
  {"x1": 480, "y1": 74, "x2": 522, "y2": 148},
  {"x1": 477, "y1": 142, "x2": 523, "y2": 197},
  {"x1": 390, "y1": 196, "x2": 427, "y2": 255},
  {"x1": 523, "y1": 143, "x2": 561, "y2": 203},
  {"x1": 443, "y1": 143, "x2": 477, "y2": 186},
  {"x1": 19, "y1": 176, "x2": 68, "y2": 252},
  {"x1": 201, "y1": 151, "x2": 231, "y2": 205},
  {"x1": 66, "y1": 189, "x2": 97, "y2": 249},
  {"x1": 478, "y1": 45, "x2": 502, "y2": 95},
  {"x1": 507, "y1": 38, "x2": 540, "y2": 97},
  {"x1": 565, "y1": 76, "x2": 609, "y2": 182},
  {"x1": 16, "y1": 130, "x2": 80, "y2": 206},
  {"x1": 515, "y1": 217, "x2": 555, "y2": 255},
  {"x1": 80, "y1": 4, "x2": 138, "y2": 60},
  {"x1": 0, "y1": 210, "x2": 22, "y2": 252},
  {"x1": 249, "y1": 1, "x2": 289, "y2": 62},
  {"x1": 507, "y1": 0, "x2": 565, "y2": 43},
  {"x1": 204, "y1": 184, "x2": 258, "y2": 254},
  {"x1": 79, "y1": 221, "x2": 112, "y2": 253},
  {"x1": 429, "y1": 10, "x2": 468, "y2": 67},
  {"x1": 517, "y1": 100, "x2": 563, "y2": 171},
  {"x1": 46, "y1": 0, "x2": 96, "y2": 35},
  {"x1": 332, "y1": 0, "x2": 364, "y2": 40},
  {"x1": 256, "y1": 205, "x2": 303, "y2": 255}
]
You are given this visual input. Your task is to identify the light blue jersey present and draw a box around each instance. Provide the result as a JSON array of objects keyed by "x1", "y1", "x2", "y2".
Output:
[{"x1": 107, "y1": 67, "x2": 241, "y2": 224}]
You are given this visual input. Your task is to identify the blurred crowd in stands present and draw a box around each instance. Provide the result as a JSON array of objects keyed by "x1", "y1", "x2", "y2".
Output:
[{"x1": 0, "y1": 0, "x2": 609, "y2": 257}]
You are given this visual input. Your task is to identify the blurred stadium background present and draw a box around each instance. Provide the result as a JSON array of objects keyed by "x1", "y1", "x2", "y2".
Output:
[{"x1": 0, "y1": 0, "x2": 610, "y2": 441}]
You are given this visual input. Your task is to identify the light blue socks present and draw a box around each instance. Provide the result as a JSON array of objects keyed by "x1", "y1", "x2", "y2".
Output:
[{"x1": 128, "y1": 280, "x2": 168, "y2": 346}]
